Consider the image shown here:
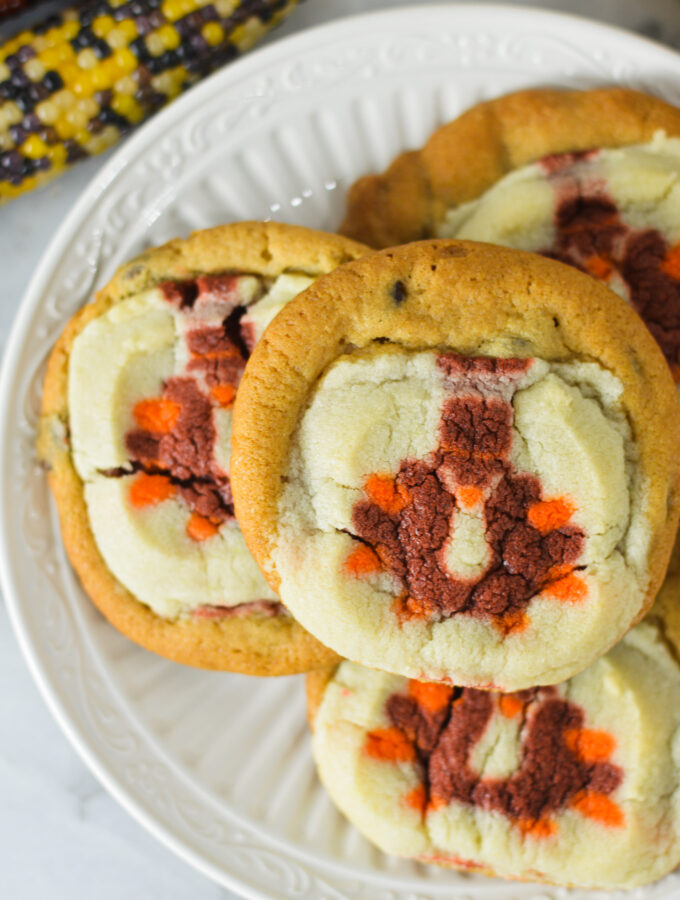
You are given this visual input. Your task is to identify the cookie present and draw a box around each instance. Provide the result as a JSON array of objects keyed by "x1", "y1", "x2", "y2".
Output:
[
  {"x1": 231, "y1": 239, "x2": 680, "y2": 689},
  {"x1": 38, "y1": 221, "x2": 369, "y2": 673},
  {"x1": 306, "y1": 599, "x2": 680, "y2": 889},
  {"x1": 340, "y1": 88, "x2": 680, "y2": 255}
]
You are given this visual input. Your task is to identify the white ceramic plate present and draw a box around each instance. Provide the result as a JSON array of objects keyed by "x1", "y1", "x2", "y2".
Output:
[{"x1": 4, "y1": 5, "x2": 680, "y2": 898}]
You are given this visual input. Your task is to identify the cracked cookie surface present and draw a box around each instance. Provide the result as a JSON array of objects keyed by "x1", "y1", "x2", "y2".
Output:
[
  {"x1": 306, "y1": 609, "x2": 680, "y2": 889},
  {"x1": 38, "y1": 221, "x2": 369, "y2": 672},
  {"x1": 231, "y1": 239, "x2": 680, "y2": 688}
]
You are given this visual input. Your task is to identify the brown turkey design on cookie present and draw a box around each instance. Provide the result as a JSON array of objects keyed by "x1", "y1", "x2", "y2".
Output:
[
  {"x1": 307, "y1": 611, "x2": 680, "y2": 889},
  {"x1": 348, "y1": 353, "x2": 586, "y2": 634}
]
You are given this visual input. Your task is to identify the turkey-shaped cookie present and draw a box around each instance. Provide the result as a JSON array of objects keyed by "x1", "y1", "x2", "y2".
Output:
[
  {"x1": 232, "y1": 240, "x2": 680, "y2": 689},
  {"x1": 306, "y1": 603, "x2": 680, "y2": 889},
  {"x1": 38, "y1": 222, "x2": 369, "y2": 672}
]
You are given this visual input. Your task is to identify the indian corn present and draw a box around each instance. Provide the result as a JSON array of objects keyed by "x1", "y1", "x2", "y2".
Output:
[{"x1": 0, "y1": 0, "x2": 299, "y2": 203}]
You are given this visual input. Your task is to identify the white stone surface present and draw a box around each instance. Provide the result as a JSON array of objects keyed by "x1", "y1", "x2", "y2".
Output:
[{"x1": 1, "y1": 1, "x2": 679, "y2": 897}]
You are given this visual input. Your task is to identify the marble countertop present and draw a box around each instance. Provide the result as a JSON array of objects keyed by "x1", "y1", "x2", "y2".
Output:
[{"x1": 2, "y1": 1, "x2": 680, "y2": 897}]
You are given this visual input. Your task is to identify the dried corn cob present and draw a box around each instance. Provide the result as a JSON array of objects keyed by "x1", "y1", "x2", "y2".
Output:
[{"x1": 0, "y1": 0, "x2": 299, "y2": 203}]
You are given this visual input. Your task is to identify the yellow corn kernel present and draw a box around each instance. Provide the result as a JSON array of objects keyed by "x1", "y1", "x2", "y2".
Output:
[
  {"x1": 92, "y1": 15, "x2": 115, "y2": 37},
  {"x1": 233, "y1": 18, "x2": 267, "y2": 52},
  {"x1": 147, "y1": 33, "x2": 166, "y2": 56},
  {"x1": 82, "y1": 123, "x2": 116, "y2": 154},
  {"x1": 214, "y1": 0, "x2": 238, "y2": 15},
  {"x1": 29, "y1": 35, "x2": 48, "y2": 55},
  {"x1": 72, "y1": 73, "x2": 96, "y2": 97},
  {"x1": 0, "y1": 132, "x2": 12, "y2": 151},
  {"x1": 65, "y1": 105, "x2": 89, "y2": 129},
  {"x1": 47, "y1": 144, "x2": 67, "y2": 165},
  {"x1": 74, "y1": 129, "x2": 93, "y2": 146},
  {"x1": 114, "y1": 74, "x2": 137, "y2": 95},
  {"x1": 59, "y1": 62, "x2": 82, "y2": 86},
  {"x1": 152, "y1": 65, "x2": 187, "y2": 97},
  {"x1": 156, "y1": 24, "x2": 180, "y2": 50},
  {"x1": 105, "y1": 28, "x2": 125, "y2": 50},
  {"x1": 52, "y1": 88, "x2": 75, "y2": 110},
  {"x1": 61, "y1": 21, "x2": 80, "y2": 41},
  {"x1": 112, "y1": 92, "x2": 143, "y2": 122},
  {"x1": 22, "y1": 135, "x2": 49, "y2": 159},
  {"x1": 77, "y1": 48, "x2": 99, "y2": 70},
  {"x1": 118, "y1": 19, "x2": 138, "y2": 41},
  {"x1": 113, "y1": 48, "x2": 137, "y2": 74},
  {"x1": 36, "y1": 100, "x2": 59, "y2": 125},
  {"x1": 24, "y1": 58, "x2": 46, "y2": 80},
  {"x1": 77, "y1": 96, "x2": 99, "y2": 118},
  {"x1": 91, "y1": 62, "x2": 115, "y2": 90},
  {"x1": 54, "y1": 117, "x2": 77, "y2": 140},
  {"x1": 39, "y1": 43, "x2": 74, "y2": 69},
  {"x1": 0, "y1": 61, "x2": 10, "y2": 80},
  {"x1": 161, "y1": 0, "x2": 196, "y2": 21},
  {"x1": 1, "y1": 101, "x2": 22, "y2": 128},
  {"x1": 202, "y1": 22, "x2": 224, "y2": 47}
]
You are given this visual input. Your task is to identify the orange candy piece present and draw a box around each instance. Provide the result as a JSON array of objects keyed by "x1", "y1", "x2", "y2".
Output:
[
  {"x1": 661, "y1": 242, "x2": 680, "y2": 280},
  {"x1": 498, "y1": 694, "x2": 524, "y2": 718},
  {"x1": 186, "y1": 512, "x2": 219, "y2": 542},
  {"x1": 133, "y1": 397, "x2": 181, "y2": 433},
  {"x1": 564, "y1": 727, "x2": 616, "y2": 763},
  {"x1": 571, "y1": 790, "x2": 624, "y2": 828},
  {"x1": 456, "y1": 485, "x2": 482, "y2": 509},
  {"x1": 129, "y1": 472, "x2": 176, "y2": 508},
  {"x1": 404, "y1": 785, "x2": 427, "y2": 814},
  {"x1": 364, "y1": 727, "x2": 415, "y2": 762},
  {"x1": 527, "y1": 496, "x2": 575, "y2": 534},
  {"x1": 364, "y1": 474, "x2": 410, "y2": 515},
  {"x1": 546, "y1": 572, "x2": 587, "y2": 604},
  {"x1": 344, "y1": 544, "x2": 382, "y2": 577},
  {"x1": 585, "y1": 254, "x2": 613, "y2": 280},
  {"x1": 211, "y1": 383, "x2": 237, "y2": 408},
  {"x1": 408, "y1": 679, "x2": 454, "y2": 712},
  {"x1": 518, "y1": 818, "x2": 557, "y2": 840}
]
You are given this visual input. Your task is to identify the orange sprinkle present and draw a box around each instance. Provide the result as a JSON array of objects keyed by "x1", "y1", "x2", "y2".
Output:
[
  {"x1": 661, "y1": 242, "x2": 680, "y2": 280},
  {"x1": 186, "y1": 513, "x2": 219, "y2": 542},
  {"x1": 129, "y1": 472, "x2": 176, "y2": 508},
  {"x1": 427, "y1": 794, "x2": 447, "y2": 812},
  {"x1": 408, "y1": 680, "x2": 454, "y2": 712},
  {"x1": 498, "y1": 694, "x2": 524, "y2": 718},
  {"x1": 499, "y1": 610, "x2": 529, "y2": 635},
  {"x1": 211, "y1": 383, "x2": 237, "y2": 408},
  {"x1": 518, "y1": 818, "x2": 557, "y2": 840},
  {"x1": 571, "y1": 791, "x2": 624, "y2": 828},
  {"x1": 404, "y1": 785, "x2": 427, "y2": 814},
  {"x1": 365, "y1": 474, "x2": 410, "y2": 515},
  {"x1": 344, "y1": 544, "x2": 382, "y2": 577},
  {"x1": 364, "y1": 727, "x2": 415, "y2": 762},
  {"x1": 133, "y1": 397, "x2": 181, "y2": 433},
  {"x1": 564, "y1": 728, "x2": 616, "y2": 763},
  {"x1": 546, "y1": 572, "x2": 588, "y2": 604},
  {"x1": 395, "y1": 594, "x2": 432, "y2": 622},
  {"x1": 585, "y1": 254, "x2": 613, "y2": 281},
  {"x1": 527, "y1": 497, "x2": 575, "y2": 534},
  {"x1": 546, "y1": 563, "x2": 573, "y2": 582},
  {"x1": 456, "y1": 485, "x2": 482, "y2": 509}
]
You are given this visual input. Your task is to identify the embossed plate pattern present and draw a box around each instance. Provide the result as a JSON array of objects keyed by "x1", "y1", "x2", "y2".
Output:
[{"x1": 3, "y1": 5, "x2": 680, "y2": 898}]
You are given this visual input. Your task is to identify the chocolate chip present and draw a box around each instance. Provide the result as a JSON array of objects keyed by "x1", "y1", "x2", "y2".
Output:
[{"x1": 392, "y1": 280, "x2": 407, "y2": 305}]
